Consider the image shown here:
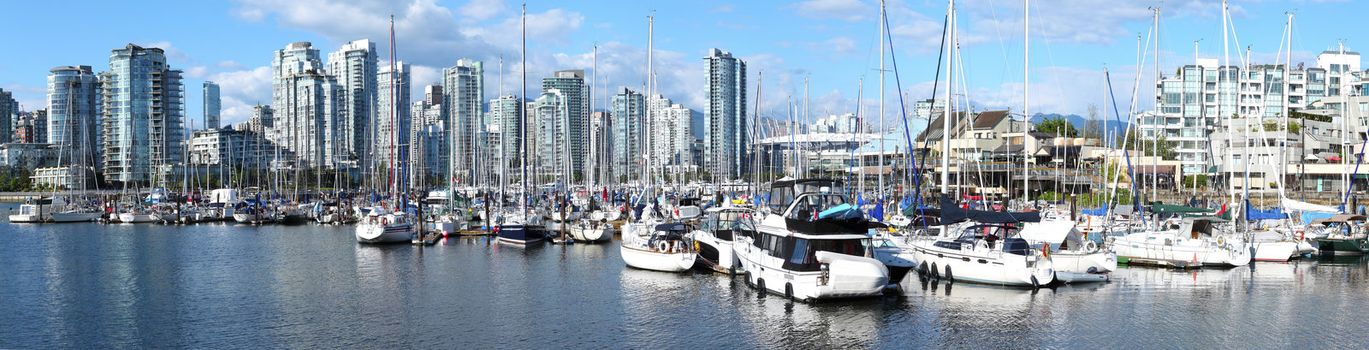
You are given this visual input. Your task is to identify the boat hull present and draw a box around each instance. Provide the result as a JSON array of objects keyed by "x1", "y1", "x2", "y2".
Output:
[
  {"x1": 118, "y1": 213, "x2": 156, "y2": 224},
  {"x1": 1315, "y1": 237, "x2": 1369, "y2": 256},
  {"x1": 496, "y1": 224, "x2": 545, "y2": 245},
  {"x1": 620, "y1": 244, "x2": 696, "y2": 272},
  {"x1": 568, "y1": 224, "x2": 612, "y2": 243},
  {"x1": 1110, "y1": 232, "x2": 1252, "y2": 267},
  {"x1": 735, "y1": 243, "x2": 889, "y2": 301},
  {"x1": 50, "y1": 211, "x2": 102, "y2": 223},
  {"x1": 1252, "y1": 241, "x2": 1301, "y2": 261},
  {"x1": 355, "y1": 222, "x2": 415, "y2": 243},
  {"x1": 910, "y1": 243, "x2": 1055, "y2": 287}
]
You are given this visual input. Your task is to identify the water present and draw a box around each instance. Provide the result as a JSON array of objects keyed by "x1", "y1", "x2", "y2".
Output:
[{"x1": 3, "y1": 203, "x2": 1368, "y2": 348}]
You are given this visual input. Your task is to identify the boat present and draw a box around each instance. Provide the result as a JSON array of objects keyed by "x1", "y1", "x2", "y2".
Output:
[
  {"x1": 8, "y1": 197, "x2": 61, "y2": 223},
  {"x1": 50, "y1": 208, "x2": 102, "y2": 223},
  {"x1": 1310, "y1": 214, "x2": 1369, "y2": 255},
  {"x1": 1108, "y1": 216, "x2": 1252, "y2": 267},
  {"x1": 496, "y1": 210, "x2": 547, "y2": 245},
  {"x1": 620, "y1": 221, "x2": 696, "y2": 272},
  {"x1": 118, "y1": 210, "x2": 156, "y2": 224},
  {"x1": 734, "y1": 180, "x2": 891, "y2": 301},
  {"x1": 1020, "y1": 219, "x2": 1115, "y2": 283},
  {"x1": 567, "y1": 218, "x2": 612, "y2": 243},
  {"x1": 355, "y1": 206, "x2": 415, "y2": 244},
  {"x1": 691, "y1": 206, "x2": 755, "y2": 274},
  {"x1": 908, "y1": 197, "x2": 1056, "y2": 288}
]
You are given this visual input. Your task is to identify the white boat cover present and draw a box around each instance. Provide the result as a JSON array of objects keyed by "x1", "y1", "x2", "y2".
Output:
[
  {"x1": 1281, "y1": 198, "x2": 1338, "y2": 213},
  {"x1": 1018, "y1": 218, "x2": 1075, "y2": 244}
]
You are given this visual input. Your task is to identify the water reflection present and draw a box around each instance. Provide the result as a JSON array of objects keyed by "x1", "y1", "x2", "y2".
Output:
[{"x1": 6, "y1": 209, "x2": 1369, "y2": 348}]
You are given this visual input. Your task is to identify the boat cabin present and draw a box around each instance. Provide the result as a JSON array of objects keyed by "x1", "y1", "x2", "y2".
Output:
[
  {"x1": 933, "y1": 224, "x2": 1033, "y2": 256},
  {"x1": 701, "y1": 207, "x2": 756, "y2": 241},
  {"x1": 766, "y1": 178, "x2": 844, "y2": 214}
]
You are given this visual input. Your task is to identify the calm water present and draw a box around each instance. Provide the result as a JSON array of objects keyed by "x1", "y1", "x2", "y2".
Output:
[{"x1": 3, "y1": 203, "x2": 1368, "y2": 349}]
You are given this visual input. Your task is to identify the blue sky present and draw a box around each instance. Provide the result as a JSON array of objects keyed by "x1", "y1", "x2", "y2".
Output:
[{"x1": 0, "y1": 0, "x2": 1362, "y2": 132}]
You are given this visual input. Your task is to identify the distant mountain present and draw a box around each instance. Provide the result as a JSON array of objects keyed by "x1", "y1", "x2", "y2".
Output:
[{"x1": 1033, "y1": 113, "x2": 1130, "y2": 141}]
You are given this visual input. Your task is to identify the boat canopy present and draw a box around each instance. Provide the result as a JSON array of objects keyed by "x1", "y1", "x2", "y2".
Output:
[
  {"x1": 1311, "y1": 214, "x2": 1367, "y2": 225},
  {"x1": 1018, "y1": 219, "x2": 1075, "y2": 244},
  {"x1": 1150, "y1": 203, "x2": 1212, "y2": 215},
  {"x1": 1281, "y1": 198, "x2": 1339, "y2": 213},
  {"x1": 934, "y1": 196, "x2": 1040, "y2": 225}
]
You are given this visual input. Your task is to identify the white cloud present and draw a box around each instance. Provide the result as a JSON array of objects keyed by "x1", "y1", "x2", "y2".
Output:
[
  {"x1": 208, "y1": 66, "x2": 272, "y2": 125},
  {"x1": 794, "y1": 0, "x2": 870, "y2": 21},
  {"x1": 185, "y1": 65, "x2": 210, "y2": 79},
  {"x1": 458, "y1": 0, "x2": 505, "y2": 21}
]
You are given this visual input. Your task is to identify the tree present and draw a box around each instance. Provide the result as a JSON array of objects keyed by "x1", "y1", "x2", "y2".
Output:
[
  {"x1": 1288, "y1": 121, "x2": 1302, "y2": 134},
  {"x1": 1139, "y1": 136, "x2": 1177, "y2": 160},
  {"x1": 1035, "y1": 116, "x2": 1078, "y2": 137}
]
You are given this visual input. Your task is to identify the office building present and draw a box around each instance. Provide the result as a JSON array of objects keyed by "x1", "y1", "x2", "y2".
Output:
[
  {"x1": 703, "y1": 48, "x2": 748, "y2": 180},
  {"x1": 203, "y1": 81, "x2": 220, "y2": 129}
]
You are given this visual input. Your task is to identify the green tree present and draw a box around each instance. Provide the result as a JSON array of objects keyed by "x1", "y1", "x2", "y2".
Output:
[
  {"x1": 1287, "y1": 121, "x2": 1301, "y2": 134},
  {"x1": 1035, "y1": 116, "x2": 1078, "y2": 137},
  {"x1": 1139, "y1": 136, "x2": 1177, "y2": 160}
]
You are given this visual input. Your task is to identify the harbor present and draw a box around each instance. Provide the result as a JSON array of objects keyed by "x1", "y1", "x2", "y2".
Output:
[{"x1": 3, "y1": 209, "x2": 1367, "y2": 348}]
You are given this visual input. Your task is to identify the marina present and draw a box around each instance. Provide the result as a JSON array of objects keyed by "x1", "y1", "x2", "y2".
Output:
[{"x1": 4, "y1": 206, "x2": 1369, "y2": 348}]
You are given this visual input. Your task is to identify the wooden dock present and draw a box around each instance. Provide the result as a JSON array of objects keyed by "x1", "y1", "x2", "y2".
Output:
[{"x1": 412, "y1": 232, "x2": 441, "y2": 246}]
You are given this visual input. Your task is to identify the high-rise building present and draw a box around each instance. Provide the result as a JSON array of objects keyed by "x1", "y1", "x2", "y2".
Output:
[
  {"x1": 203, "y1": 81, "x2": 220, "y2": 129},
  {"x1": 0, "y1": 88, "x2": 15, "y2": 144},
  {"x1": 542, "y1": 70, "x2": 590, "y2": 178},
  {"x1": 589, "y1": 111, "x2": 611, "y2": 184},
  {"x1": 411, "y1": 86, "x2": 447, "y2": 186},
  {"x1": 443, "y1": 59, "x2": 484, "y2": 184},
  {"x1": 327, "y1": 39, "x2": 377, "y2": 168},
  {"x1": 271, "y1": 42, "x2": 341, "y2": 168},
  {"x1": 703, "y1": 48, "x2": 748, "y2": 180},
  {"x1": 610, "y1": 87, "x2": 645, "y2": 181},
  {"x1": 376, "y1": 62, "x2": 411, "y2": 175},
  {"x1": 647, "y1": 94, "x2": 696, "y2": 174},
  {"x1": 47, "y1": 66, "x2": 101, "y2": 168},
  {"x1": 534, "y1": 89, "x2": 569, "y2": 180},
  {"x1": 487, "y1": 95, "x2": 522, "y2": 171},
  {"x1": 100, "y1": 44, "x2": 185, "y2": 185},
  {"x1": 248, "y1": 105, "x2": 273, "y2": 135},
  {"x1": 14, "y1": 109, "x2": 47, "y2": 144}
]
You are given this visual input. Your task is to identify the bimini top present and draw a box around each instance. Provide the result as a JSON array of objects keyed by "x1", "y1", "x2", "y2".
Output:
[
  {"x1": 935, "y1": 196, "x2": 1040, "y2": 225},
  {"x1": 654, "y1": 223, "x2": 689, "y2": 232},
  {"x1": 1311, "y1": 214, "x2": 1367, "y2": 225}
]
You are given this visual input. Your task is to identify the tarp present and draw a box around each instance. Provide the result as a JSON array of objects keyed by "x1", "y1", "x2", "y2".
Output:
[
  {"x1": 935, "y1": 196, "x2": 1041, "y2": 225},
  {"x1": 1301, "y1": 211, "x2": 1336, "y2": 225},
  {"x1": 1245, "y1": 204, "x2": 1287, "y2": 220},
  {"x1": 1018, "y1": 219, "x2": 1075, "y2": 244},
  {"x1": 1080, "y1": 207, "x2": 1108, "y2": 216},
  {"x1": 1281, "y1": 198, "x2": 1339, "y2": 213},
  {"x1": 1151, "y1": 203, "x2": 1213, "y2": 215}
]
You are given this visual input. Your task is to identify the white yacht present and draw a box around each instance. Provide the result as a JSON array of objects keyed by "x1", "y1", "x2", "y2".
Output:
[
  {"x1": 8, "y1": 197, "x2": 61, "y2": 223},
  {"x1": 1020, "y1": 219, "x2": 1115, "y2": 283},
  {"x1": 620, "y1": 221, "x2": 696, "y2": 272},
  {"x1": 1108, "y1": 216, "x2": 1252, "y2": 267},
  {"x1": 908, "y1": 199, "x2": 1056, "y2": 288},
  {"x1": 567, "y1": 218, "x2": 613, "y2": 243},
  {"x1": 355, "y1": 206, "x2": 416, "y2": 244},
  {"x1": 692, "y1": 206, "x2": 755, "y2": 274},
  {"x1": 734, "y1": 188, "x2": 890, "y2": 301}
]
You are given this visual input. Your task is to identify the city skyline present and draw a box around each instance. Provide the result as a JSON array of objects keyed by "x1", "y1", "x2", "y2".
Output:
[{"x1": 3, "y1": 0, "x2": 1364, "y2": 135}]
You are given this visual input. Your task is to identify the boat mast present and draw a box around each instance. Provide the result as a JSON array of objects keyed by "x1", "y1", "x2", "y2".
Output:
[
  {"x1": 940, "y1": 0, "x2": 953, "y2": 196},
  {"x1": 1022, "y1": 0, "x2": 1030, "y2": 206},
  {"x1": 521, "y1": 3, "x2": 528, "y2": 218},
  {"x1": 878, "y1": 0, "x2": 886, "y2": 199}
]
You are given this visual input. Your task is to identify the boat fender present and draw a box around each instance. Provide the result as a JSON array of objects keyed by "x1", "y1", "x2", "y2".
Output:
[
  {"x1": 930, "y1": 263, "x2": 939, "y2": 279},
  {"x1": 785, "y1": 283, "x2": 794, "y2": 300},
  {"x1": 944, "y1": 265, "x2": 953, "y2": 282},
  {"x1": 381, "y1": 217, "x2": 388, "y2": 226},
  {"x1": 1084, "y1": 240, "x2": 1099, "y2": 253},
  {"x1": 657, "y1": 241, "x2": 670, "y2": 252},
  {"x1": 1031, "y1": 275, "x2": 1040, "y2": 290}
]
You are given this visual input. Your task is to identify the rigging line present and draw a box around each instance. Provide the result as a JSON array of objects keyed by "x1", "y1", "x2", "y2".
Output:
[
  {"x1": 1106, "y1": 69, "x2": 1146, "y2": 229},
  {"x1": 882, "y1": 7, "x2": 928, "y2": 228}
]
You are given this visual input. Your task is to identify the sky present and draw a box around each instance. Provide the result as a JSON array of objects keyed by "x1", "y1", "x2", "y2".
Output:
[{"x1": 0, "y1": 0, "x2": 1363, "y2": 134}]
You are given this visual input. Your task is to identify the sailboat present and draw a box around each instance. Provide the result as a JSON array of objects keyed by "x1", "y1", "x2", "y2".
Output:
[
  {"x1": 356, "y1": 15, "x2": 417, "y2": 244},
  {"x1": 495, "y1": 4, "x2": 547, "y2": 246}
]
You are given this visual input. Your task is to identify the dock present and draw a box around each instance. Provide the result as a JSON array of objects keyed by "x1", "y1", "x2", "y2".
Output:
[{"x1": 412, "y1": 232, "x2": 441, "y2": 246}]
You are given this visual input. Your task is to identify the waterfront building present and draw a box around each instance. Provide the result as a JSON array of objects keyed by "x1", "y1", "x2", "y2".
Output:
[
  {"x1": 811, "y1": 113, "x2": 863, "y2": 134},
  {"x1": 647, "y1": 94, "x2": 696, "y2": 174},
  {"x1": 487, "y1": 95, "x2": 522, "y2": 173},
  {"x1": 443, "y1": 59, "x2": 484, "y2": 185},
  {"x1": 0, "y1": 88, "x2": 15, "y2": 144},
  {"x1": 411, "y1": 92, "x2": 448, "y2": 186},
  {"x1": 203, "y1": 81, "x2": 220, "y2": 129},
  {"x1": 271, "y1": 42, "x2": 341, "y2": 169},
  {"x1": 327, "y1": 39, "x2": 378, "y2": 169},
  {"x1": 703, "y1": 48, "x2": 748, "y2": 180},
  {"x1": 100, "y1": 44, "x2": 185, "y2": 185},
  {"x1": 376, "y1": 61, "x2": 411, "y2": 177},
  {"x1": 534, "y1": 89, "x2": 570, "y2": 181},
  {"x1": 14, "y1": 110, "x2": 47, "y2": 144},
  {"x1": 610, "y1": 87, "x2": 645, "y2": 181},
  {"x1": 542, "y1": 70, "x2": 590, "y2": 178},
  {"x1": 0, "y1": 143, "x2": 56, "y2": 169},
  {"x1": 187, "y1": 128, "x2": 289, "y2": 169},
  {"x1": 46, "y1": 65, "x2": 101, "y2": 170}
]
